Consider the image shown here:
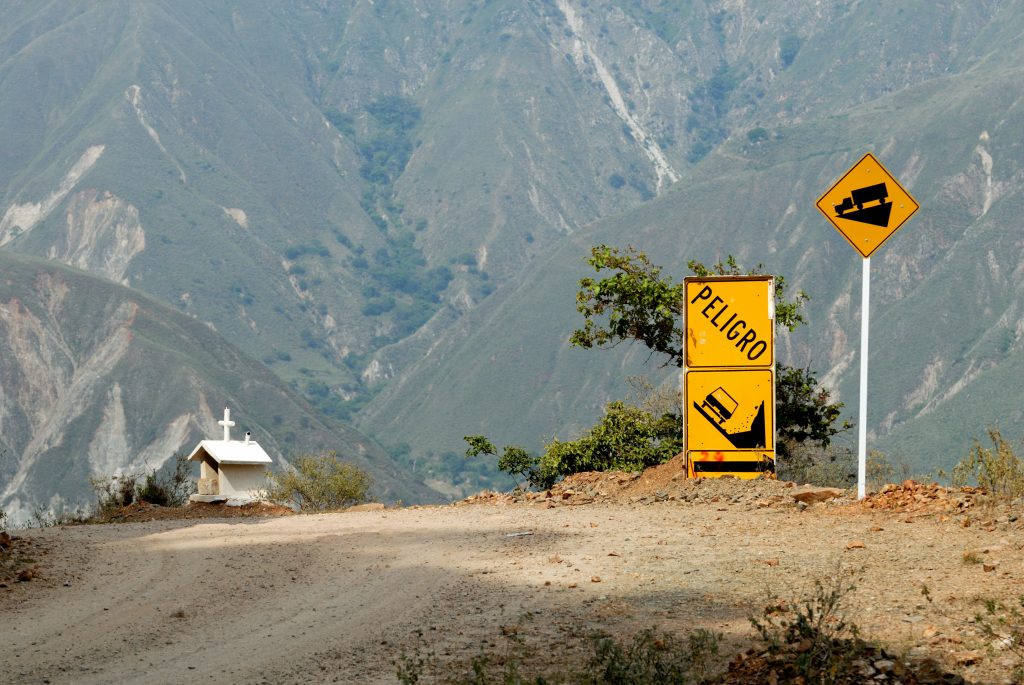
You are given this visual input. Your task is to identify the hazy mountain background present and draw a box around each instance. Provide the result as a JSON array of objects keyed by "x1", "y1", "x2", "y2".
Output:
[{"x1": 1, "y1": 0, "x2": 1022, "y2": 517}]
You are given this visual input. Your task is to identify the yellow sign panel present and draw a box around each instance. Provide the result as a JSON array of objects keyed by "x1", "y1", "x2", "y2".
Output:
[
  {"x1": 816, "y1": 152, "x2": 919, "y2": 259},
  {"x1": 687, "y1": 450, "x2": 775, "y2": 480},
  {"x1": 685, "y1": 369, "x2": 773, "y2": 453},
  {"x1": 685, "y1": 277, "x2": 774, "y2": 368}
]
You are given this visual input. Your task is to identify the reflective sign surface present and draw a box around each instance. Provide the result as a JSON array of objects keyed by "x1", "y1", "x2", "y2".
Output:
[
  {"x1": 816, "y1": 153, "x2": 919, "y2": 258},
  {"x1": 684, "y1": 277, "x2": 774, "y2": 368},
  {"x1": 685, "y1": 369, "x2": 774, "y2": 452}
]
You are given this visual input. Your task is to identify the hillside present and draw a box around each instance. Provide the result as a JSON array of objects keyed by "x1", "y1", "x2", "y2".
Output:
[
  {"x1": 359, "y1": 1, "x2": 1024, "y2": 479},
  {"x1": 1, "y1": 1, "x2": 1023, "y2": 501},
  {"x1": 0, "y1": 0, "x2": 682, "y2": 415},
  {"x1": 0, "y1": 251, "x2": 434, "y2": 523}
]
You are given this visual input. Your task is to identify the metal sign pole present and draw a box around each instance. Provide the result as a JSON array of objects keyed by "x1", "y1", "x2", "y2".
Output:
[{"x1": 857, "y1": 257, "x2": 870, "y2": 499}]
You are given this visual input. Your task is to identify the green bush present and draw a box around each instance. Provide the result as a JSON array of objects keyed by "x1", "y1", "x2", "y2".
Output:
[
  {"x1": 465, "y1": 399, "x2": 682, "y2": 491},
  {"x1": 538, "y1": 401, "x2": 681, "y2": 482},
  {"x1": 264, "y1": 452, "x2": 371, "y2": 511},
  {"x1": 464, "y1": 436, "x2": 542, "y2": 491}
]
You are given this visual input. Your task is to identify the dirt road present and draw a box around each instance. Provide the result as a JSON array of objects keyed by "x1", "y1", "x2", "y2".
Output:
[{"x1": 2, "y1": 485, "x2": 1022, "y2": 684}]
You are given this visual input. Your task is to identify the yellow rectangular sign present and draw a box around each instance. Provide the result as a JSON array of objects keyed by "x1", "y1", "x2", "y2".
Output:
[
  {"x1": 685, "y1": 277, "x2": 774, "y2": 368},
  {"x1": 685, "y1": 368, "x2": 774, "y2": 453},
  {"x1": 687, "y1": 450, "x2": 775, "y2": 479}
]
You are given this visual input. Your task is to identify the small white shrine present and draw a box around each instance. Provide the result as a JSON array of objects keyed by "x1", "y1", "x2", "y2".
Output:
[{"x1": 188, "y1": 407, "x2": 273, "y2": 502}]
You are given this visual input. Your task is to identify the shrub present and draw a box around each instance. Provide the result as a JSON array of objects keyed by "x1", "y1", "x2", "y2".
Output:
[
  {"x1": 464, "y1": 436, "x2": 542, "y2": 491},
  {"x1": 776, "y1": 443, "x2": 854, "y2": 487},
  {"x1": 974, "y1": 596, "x2": 1024, "y2": 681},
  {"x1": 749, "y1": 570, "x2": 865, "y2": 680},
  {"x1": 952, "y1": 427, "x2": 1024, "y2": 501},
  {"x1": 588, "y1": 628, "x2": 721, "y2": 684},
  {"x1": 538, "y1": 401, "x2": 681, "y2": 483},
  {"x1": 465, "y1": 399, "x2": 682, "y2": 492},
  {"x1": 396, "y1": 623, "x2": 721, "y2": 684},
  {"x1": 91, "y1": 454, "x2": 195, "y2": 517},
  {"x1": 264, "y1": 452, "x2": 371, "y2": 511}
]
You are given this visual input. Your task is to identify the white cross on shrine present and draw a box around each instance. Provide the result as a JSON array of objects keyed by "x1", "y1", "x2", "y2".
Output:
[{"x1": 218, "y1": 407, "x2": 235, "y2": 441}]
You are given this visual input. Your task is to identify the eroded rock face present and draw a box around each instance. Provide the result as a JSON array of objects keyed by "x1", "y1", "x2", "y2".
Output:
[
  {"x1": 0, "y1": 266, "x2": 193, "y2": 524},
  {"x1": 0, "y1": 146, "x2": 106, "y2": 245},
  {"x1": 47, "y1": 189, "x2": 146, "y2": 285}
]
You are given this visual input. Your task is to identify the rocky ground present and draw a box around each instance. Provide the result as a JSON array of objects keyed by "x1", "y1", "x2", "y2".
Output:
[{"x1": 1, "y1": 465, "x2": 1021, "y2": 684}]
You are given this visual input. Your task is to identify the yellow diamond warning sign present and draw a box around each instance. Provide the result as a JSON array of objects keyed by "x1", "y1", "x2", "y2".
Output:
[
  {"x1": 816, "y1": 153, "x2": 919, "y2": 259},
  {"x1": 685, "y1": 369, "x2": 774, "y2": 453},
  {"x1": 685, "y1": 277, "x2": 774, "y2": 368}
]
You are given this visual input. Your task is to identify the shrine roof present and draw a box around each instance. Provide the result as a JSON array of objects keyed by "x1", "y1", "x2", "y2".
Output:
[{"x1": 188, "y1": 440, "x2": 273, "y2": 465}]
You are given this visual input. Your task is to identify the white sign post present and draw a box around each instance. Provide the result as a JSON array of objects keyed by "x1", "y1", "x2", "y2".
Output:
[{"x1": 857, "y1": 258, "x2": 870, "y2": 500}]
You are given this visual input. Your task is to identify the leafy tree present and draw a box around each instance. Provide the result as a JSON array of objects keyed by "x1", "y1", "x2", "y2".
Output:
[
  {"x1": 776, "y1": 365, "x2": 848, "y2": 458},
  {"x1": 571, "y1": 244, "x2": 848, "y2": 459},
  {"x1": 464, "y1": 435, "x2": 542, "y2": 490}
]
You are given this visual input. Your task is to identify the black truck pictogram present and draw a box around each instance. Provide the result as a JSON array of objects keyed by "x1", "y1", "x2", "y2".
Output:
[
  {"x1": 835, "y1": 183, "x2": 888, "y2": 216},
  {"x1": 702, "y1": 387, "x2": 737, "y2": 424},
  {"x1": 833, "y1": 182, "x2": 892, "y2": 228},
  {"x1": 693, "y1": 389, "x2": 767, "y2": 449}
]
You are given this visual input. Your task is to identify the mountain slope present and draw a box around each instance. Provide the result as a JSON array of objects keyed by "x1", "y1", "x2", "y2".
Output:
[
  {"x1": 359, "y1": 2, "x2": 1024, "y2": 478},
  {"x1": 0, "y1": 0, "x2": 687, "y2": 412},
  {"x1": 0, "y1": 250, "x2": 434, "y2": 523}
]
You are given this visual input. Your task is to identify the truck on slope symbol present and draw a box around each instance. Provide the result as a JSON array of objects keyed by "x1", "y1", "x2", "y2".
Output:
[
  {"x1": 835, "y1": 182, "x2": 888, "y2": 216},
  {"x1": 702, "y1": 387, "x2": 738, "y2": 424}
]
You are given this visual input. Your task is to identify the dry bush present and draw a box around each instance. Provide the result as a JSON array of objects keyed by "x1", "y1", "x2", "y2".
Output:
[
  {"x1": 974, "y1": 596, "x2": 1024, "y2": 681},
  {"x1": 396, "y1": 624, "x2": 721, "y2": 685},
  {"x1": 90, "y1": 454, "x2": 194, "y2": 518},
  {"x1": 749, "y1": 571, "x2": 864, "y2": 680},
  {"x1": 264, "y1": 452, "x2": 371, "y2": 511},
  {"x1": 777, "y1": 443, "x2": 855, "y2": 487},
  {"x1": 952, "y1": 428, "x2": 1024, "y2": 503}
]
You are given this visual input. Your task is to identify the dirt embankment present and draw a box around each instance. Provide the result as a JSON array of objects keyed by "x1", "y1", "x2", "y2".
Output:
[{"x1": 1, "y1": 472, "x2": 1020, "y2": 684}]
